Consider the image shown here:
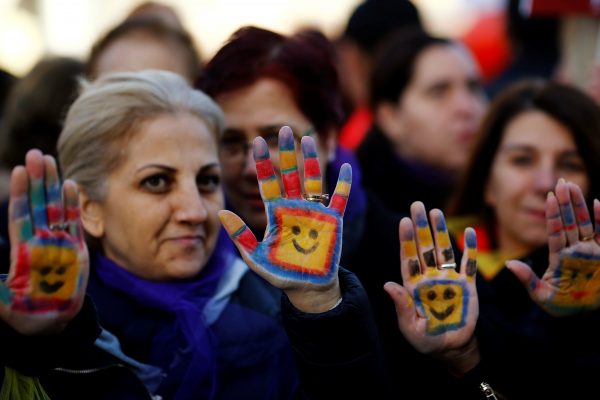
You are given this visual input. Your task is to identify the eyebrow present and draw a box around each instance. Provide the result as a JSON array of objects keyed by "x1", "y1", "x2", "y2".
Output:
[
  {"x1": 500, "y1": 143, "x2": 580, "y2": 155},
  {"x1": 136, "y1": 162, "x2": 221, "y2": 174}
]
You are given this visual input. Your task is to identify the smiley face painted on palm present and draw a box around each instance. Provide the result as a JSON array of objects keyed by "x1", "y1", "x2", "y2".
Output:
[
  {"x1": 268, "y1": 200, "x2": 341, "y2": 277},
  {"x1": 16, "y1": 232, "x2": 81, "y2": 302},
  {"x1": 551, "y1": 252, "x2": 600, "y2": 310},
  {"x1": 414, "y1": 279, "x2": 468, "y2": 335}
]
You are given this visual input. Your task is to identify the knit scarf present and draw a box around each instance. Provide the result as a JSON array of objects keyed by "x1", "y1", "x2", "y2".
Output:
[{"x1": 95, "y1": 228, "x2": 236, "y2": 400}]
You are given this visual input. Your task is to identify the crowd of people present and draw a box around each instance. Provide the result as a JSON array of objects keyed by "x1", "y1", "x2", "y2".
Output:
[{"x1": 1, "y1": 1, "x2": 600, "y2": 399}]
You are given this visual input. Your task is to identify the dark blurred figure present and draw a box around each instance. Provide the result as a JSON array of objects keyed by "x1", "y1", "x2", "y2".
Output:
[
  {"x1": 336, "y1": 0, "x2": 422, "y2": 150},
  {"x1": 0, "y1": 69, "x2": 16, "y2": 120},
  {"x1": 0, "y1": 56, "x2": 84, "y2": 273},
  {"x1": 87, "y1": 14, "x2": 201, "y2": 83},
  {"x1": 484, "y1": 0, "x2": 560, "y2": 99},
  {"x1": 358, "y1": 28, "x2": 486, "y2": 214},
  {"x1": 126, "y1": 0, "x2": 184, "y2": 30},
  {"x1": 0, "y1": 57, "x2": 84, "y2": 197}
]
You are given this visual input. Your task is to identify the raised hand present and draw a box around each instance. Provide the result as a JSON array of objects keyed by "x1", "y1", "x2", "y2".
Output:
[
  {"x1": 384, "y1": 202, "x2": 479, "y2": 371},
  {"x1": 507, "y1": 180, "x2": 600, "y2": 316},
  {"x1": 0, "y1": 150, "x2": 89, "y2": 335},
  {"x1": 219, "y1": 126, "x2": 351, "y2": 312}
]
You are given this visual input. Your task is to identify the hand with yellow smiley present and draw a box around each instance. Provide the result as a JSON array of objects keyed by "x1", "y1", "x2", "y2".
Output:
[
  {"x1": 219, "y1": 126, "x2": 350, "y2": 312},
  {"x1": 0, "y1": 150, "x2": 89, "y2": 335},
  {"x1": 507, "y1": 180, "x2": 600, "y2": 316},
  {"x1": 384, "y1": 202, "x2": 479, "y2": 372}
]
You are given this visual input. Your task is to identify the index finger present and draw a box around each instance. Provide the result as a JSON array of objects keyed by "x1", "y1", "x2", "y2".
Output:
[{"x1": 253, "y1": 137, "x2": 282, "y2": 202}]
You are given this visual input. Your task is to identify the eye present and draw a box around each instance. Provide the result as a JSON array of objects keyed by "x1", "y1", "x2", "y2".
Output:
[
  {"x1": 558, "y1": 157, "x2": 585, "y2": 173},
  {"x1": 141, "y1": 174, "x2": 172, "y2": 193},
  {"x1": 220, "y1": 136, "x2": 247, "y2": 155},
  {"x1": 262, "y1": 131, "x2": 280, "y2": 149},
  {"x1": 427, "y1": 82, "x2": 449, "y2": 99},
  {"x1": 508, "y1": 154, "x2": 533, "y2": 167},
  {"x1": 197, "y1": 174, "x2": 221, "y2": 192},
  {"x1": 467, "y1": 79, "x2": 482, "y2": 95}
]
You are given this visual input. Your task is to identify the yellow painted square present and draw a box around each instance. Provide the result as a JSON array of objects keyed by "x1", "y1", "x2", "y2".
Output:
[
  {"x1": 304, "y1": 179, "x2": 322, "y2": 194},
  {"x1": 334, "y1": 181, "x2": 351, "y2": 197},
  {"x1": 417, "y1": 226, "x2": 433, "y2": 247},
  {"x1": 279, "y1": 152, "x2": 297, "y2": 170},
  {"x1": 261, "y1": 179, "x2": 281, "y2": 200},
  {"x1": 271, "y1": 210, "x2": 337, "y2": 274},
  {"x1": 29, "y1": 245, "x2": 78, "y2": 300},
  {"x1": 416, "y1": 281, "x2": 466, "y2": 334},
  {"x1": 554, "y1": 256, "x2": 600, "y2": 307}
]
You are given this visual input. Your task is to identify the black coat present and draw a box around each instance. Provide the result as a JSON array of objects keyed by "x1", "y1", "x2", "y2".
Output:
[{"x1": 0, "y1": 296, "x2": 151, "y2": 399}]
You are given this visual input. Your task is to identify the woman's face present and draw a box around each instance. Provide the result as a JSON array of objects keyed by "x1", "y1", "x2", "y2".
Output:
[
  {"x1": 85, "y1": 112, "x2": 223, "y2": 280},
  {"x1": 214, "y1": 78, "x2": 332, "y2": 233},
  {"x1": 381, "y1": 44, "x2": 485, "y2": 173},
  {"x1": 485, "y1": 110, "x2": 589, "y2": 255}
]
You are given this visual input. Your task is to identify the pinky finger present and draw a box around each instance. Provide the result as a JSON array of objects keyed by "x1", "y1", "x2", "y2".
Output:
[{"x1": 328, "y1": 163, "x2": 352, "y2": 215}]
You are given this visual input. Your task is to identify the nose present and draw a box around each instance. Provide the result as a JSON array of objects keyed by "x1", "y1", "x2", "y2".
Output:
[
  {"x1": 533, "y1": 163, "x2": 558, "y2": 194},
  {"x1": 455, "y1": 89, "x2": 483, "y2": 119},
  {"x1": 173, "y1": 182, "x2": 209, "y2": 224},
  {"x1": 241, "y1": 144, "x2": 257, "y2": 177}
]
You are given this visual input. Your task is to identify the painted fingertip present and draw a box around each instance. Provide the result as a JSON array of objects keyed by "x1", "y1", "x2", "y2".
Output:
[
  {"x1": 278, "y1": 126, "x2": 295, "y2": 151},
  {"x1": 547, "y1": 191, "x2": 555, "y2": 199},
  {"x1": 301, "y1": 136, "x2": 318, "y2": 158},
  {"x1": 435, "y1": 214, "x2": 447, "y2": 232},
  {"x1": 252, "y1": 136, "x2": 270, "y2": 161},
  {"x1": 465, "y1": 227, "x2": 477, "y2": 249},
  {"x1": 337, "y1": 163, "x2": 352, "y2": 183},
  {"x1": 415, "y1": 210, "x2": 428, "y2": 228}
]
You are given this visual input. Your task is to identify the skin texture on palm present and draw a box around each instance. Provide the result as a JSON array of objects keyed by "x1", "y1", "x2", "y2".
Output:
[
  {"x1": 384, "y1": 202, "x2": 479, "y2": 373},
  {"x1": 219, "y1": 126, "x2": 351, "y2": 313},
  {"x1": 507, "y1": 180, "x2": 600, "y2": 315},
  {"x1": 0, "y1": 150, "x2": 88, "y2": 335}
]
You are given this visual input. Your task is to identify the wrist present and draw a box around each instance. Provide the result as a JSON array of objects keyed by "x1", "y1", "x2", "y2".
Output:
[
  {"x1": 434, "y1": 336, "x2": 481, "y2": 376},
  {"x1": 284, "y1": 278, "x2": 341, "y2": 313}
]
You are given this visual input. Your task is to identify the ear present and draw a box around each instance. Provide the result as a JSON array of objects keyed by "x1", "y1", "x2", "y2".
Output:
[
  {"x1": 79, "y1": 190, "x2": 105, "y2": 238},
  {"x1": 375, "y1": 101, "x2": 405, "y2": 144}
]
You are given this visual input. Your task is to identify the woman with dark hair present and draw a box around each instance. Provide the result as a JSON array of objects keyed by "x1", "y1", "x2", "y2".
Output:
[
  {"x1": 198, "y1": 26, "x2": 367, "y2": 267},
  {"x1": 439, "y1": 79, "x2": 600, "y2": 398},
  {"x1": 358, "y1": 28, "x2": 486, "y2": 214}
]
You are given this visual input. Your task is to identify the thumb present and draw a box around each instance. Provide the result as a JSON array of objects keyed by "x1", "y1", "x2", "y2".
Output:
[
  {"x1": 505, "y1": 259, "x2": 538, "y2": 291},
  {"x1": 218, "y1": 210, "x2": 258, "y2": 254},
  {"x1": 384, "y1": 282, "x2": 417, "y2": 330}
]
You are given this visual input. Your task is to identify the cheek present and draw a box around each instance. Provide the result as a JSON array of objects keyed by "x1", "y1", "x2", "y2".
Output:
[{"x1": 569, "y1": 174, "x2": 590, "y2": 197}]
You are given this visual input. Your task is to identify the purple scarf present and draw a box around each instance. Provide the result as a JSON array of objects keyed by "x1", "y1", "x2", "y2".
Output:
[{"x1": 95, "y1": 228, "x2": 236, "y2": 400}]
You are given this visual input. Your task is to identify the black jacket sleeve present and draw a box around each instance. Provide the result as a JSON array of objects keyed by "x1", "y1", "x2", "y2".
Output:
[
  {"x1": 0, "y1": 295, "x2": 102, "y2": 375},
  {"x1": 281, "y1": 268, "x2": 388, "y2": 400}
]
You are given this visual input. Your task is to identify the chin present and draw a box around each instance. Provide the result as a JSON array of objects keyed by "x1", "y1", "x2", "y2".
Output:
[{"x1": 162, "y1": 253, "x2": 206, "y2": 280}]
